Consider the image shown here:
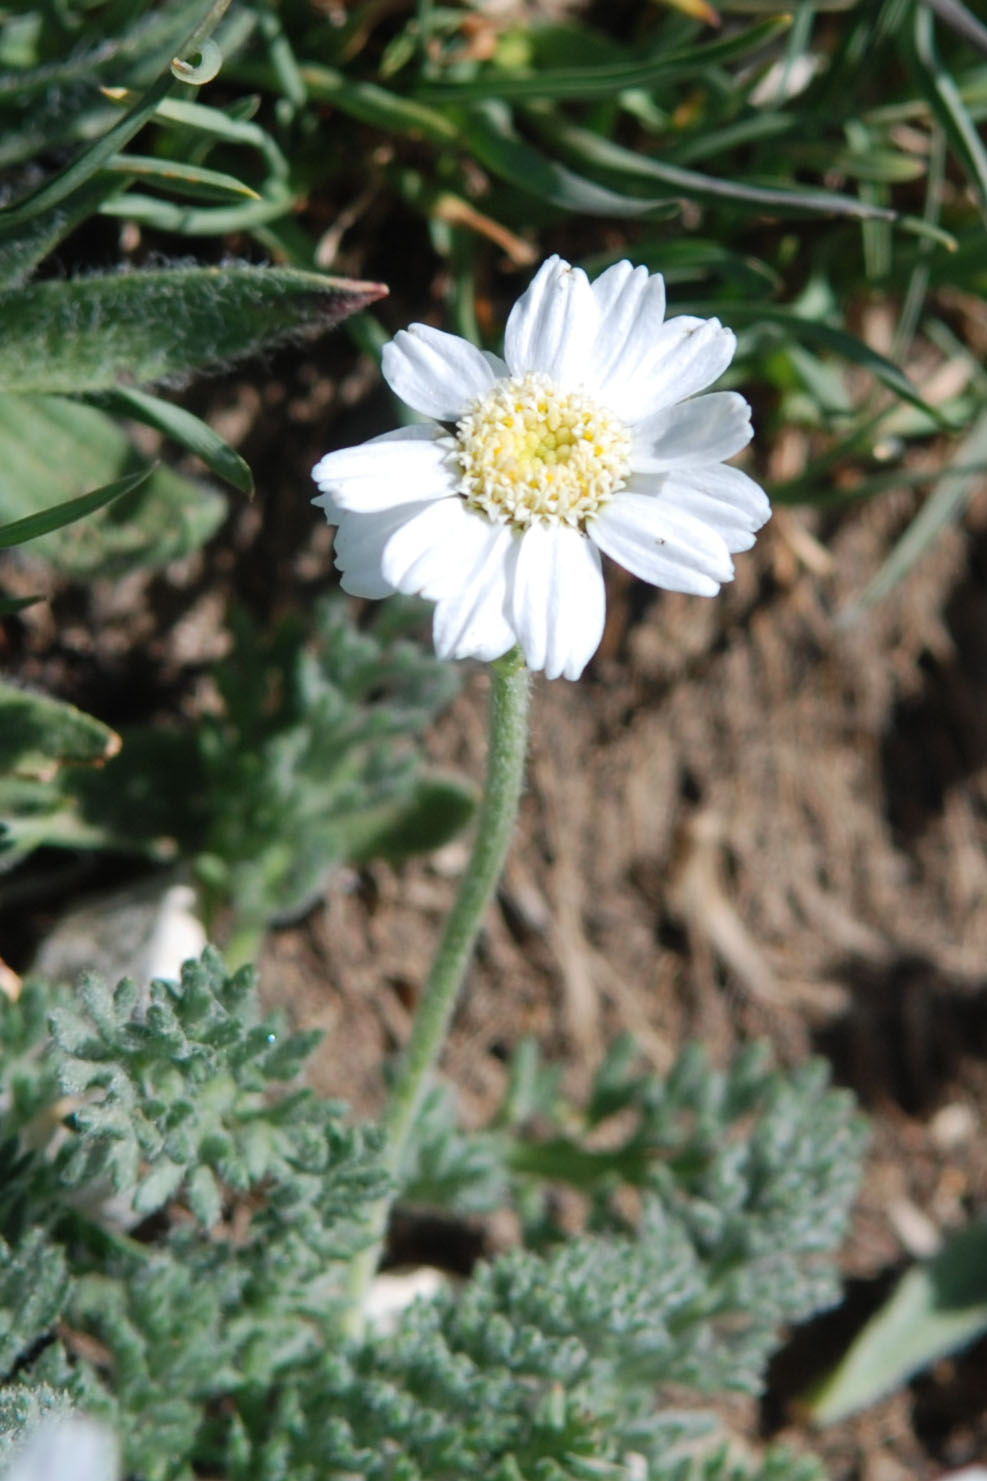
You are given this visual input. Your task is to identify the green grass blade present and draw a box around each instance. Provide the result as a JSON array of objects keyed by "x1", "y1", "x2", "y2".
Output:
[
  {"x1": 300, "y1": 64, "x2": 458, "y2": 143},
  {"x1": 98, "y1": 189, "x2": 294, "y2": 234},
  {"x1": 0, "y1": 0, "x2": 218, "y2": 101},
  {"x1": 101, "y1": 89, "x2": 289, "y2": 174},
  {"x1": 893, "y1": 124, "x2": 947, "y2": 361},
  {"x1": 0, "y1": 467, "x2": 152, "y2": 549},
  {"x1": 807, "y1": 1221, "x2": 987, "y2": 1425},
  {"x1": 256, "y1": 0, "x2": 307, "y2": 111},
  {"x1": 98, "y1": 387, "x2": 254, "y2": 496},
  {"x1": 0, "y1": 266, "x2": 388, "y2": 393},
  {"x1": 102, "y1": 153, "x2": 261, "y2": 201},
  {"x1": 527, "y1": 114, "x2": 898, "y2": 220},
  {"x1": 921, "y1": 0, "x2": 987, "y2": 54},
  {"x1": 691, "y1": 300, "x2": 944, "y2": 419},
  {"x1": 595, "y1": 236, "x2": 781, "y2": 293},
  {"x1": 669, "y1": 111, "x2": 799, "y2": 166},
  {"x1": 839, "y1": 406, "x2": 987, "y2": 620},
  {"x1": 0, "y1": 594, "x2": 44, "y2": 616},
  {"x1": 457, "y1": 103, "x2": 675, "y2": 216},
  {"x1": 0, "y1": 0, "x2": 221, "y2": 233},
  {"x1": 413, "y1": 17, "x2": 789, "y2": 101},
  {"x1": 911, "y1": 3, "x2": 987, "y2": 214}
]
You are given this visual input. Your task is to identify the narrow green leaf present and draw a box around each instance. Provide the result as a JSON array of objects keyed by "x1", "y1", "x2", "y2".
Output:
[
  {"x1": 825, "y1": 147, "x2": 926, "y2": 184},
  {"x1": 590, "y1": 237, "x2": 781, "y2": 293},
  {"x1": 101, "y1": 89, "x2": 289, "y2": 173},
  {"x1": 912, "y1": 4, "x2": 987, "y2": 215},
  {"x1": 689, "y1": 301, "x2": 942, "y2": 420},
  {"x1": 0, "y1": 0, "x2": 218, "y2": 101},
  {"x1": 103, "y1": 153, "x2": 261, "y2": 202},
  {"x1": 921, "y1": 0, "x2": 987, "y2": 54},
  {"x1": 528, "y1": 114, "x2": 898, "y2": 221},
  {"x1": 0, "y1": 467, "x2": 152, "y2": 549},
  {"x1": 669, "y1": 111, "x2": 798, "y2": 166},
  {"x1": 96, "y1": 387, "x2": 253, "y2": 496},
  {"x1": 0, "y1": 681, "x2": 120, "y2": 778},
  {"x1": 0, "y1": 593, "x2": 44, "y2": 615},
  {"x1": 172, "y1": 37, "x2": 224, "y2": 86},
  {"x1": 300, "y1": 64, "x2": 458, "y2": 143},
  {"x1": 775, "y1": 453, "x2": 987, "y2": 509},
  {"x1": 896, "y1": 214, "x2": 959, "y2": 251},
  {"x1": 839, "y1": 406, "x2": 987, "y2": 620},
  {"x1": 892, "y1": 126, "x2": 947, "y2": 361},
  {"x1": 0, "y1": 395, "x2": 226, "y2": 578},
  {"x1": 98, "y1": 188, "x2": 296, "y2": 235},
  {"x1": 807, "y1": 1221, "x2": 987, "y2": 1425},
  {"x1": 0, "y1": 266, "x2": 388, "y2": 394},
  {"x1": 413, "y1": 17, "x2": 789, "y2": 101},
  {"x1": 457, "y1": 103, "x2": 674, "y2": 217},
  {"x1": 256, "y1": 0, "x2": 307, "y2": 110},
  {"x1": 0, "y1": 0, "x2": 220, "y2": 233}
]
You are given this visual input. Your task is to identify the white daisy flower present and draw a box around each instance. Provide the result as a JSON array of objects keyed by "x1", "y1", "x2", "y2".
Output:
[{"x1": 312, "y1": 255, "x2": 770, "y2": 681}]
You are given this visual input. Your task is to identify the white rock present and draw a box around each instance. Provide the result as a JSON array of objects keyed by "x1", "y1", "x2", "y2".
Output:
[{"x1": 1, "y1": 1417, "x2": 118, "y2": 1481}]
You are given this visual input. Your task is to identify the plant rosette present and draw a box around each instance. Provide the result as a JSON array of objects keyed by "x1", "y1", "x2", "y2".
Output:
[{"x1": 313, "y1": 255, "x2": 770, "y2": 679}]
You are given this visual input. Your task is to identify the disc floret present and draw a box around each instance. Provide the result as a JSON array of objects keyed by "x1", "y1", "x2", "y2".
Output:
[{"x1": 453, "y1": 371, "x2": 631, "y2": 530}]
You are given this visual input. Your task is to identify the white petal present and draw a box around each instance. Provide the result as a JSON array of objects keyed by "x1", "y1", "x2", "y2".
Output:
[
  {"x1": 509, "y1": 522, "x2": 606, "y2": 681},
  {"x1": 381, "y1": 496, "x2": 500, "y2": 602},
  {"x1": 312, "y1": 488, "x2": 343, "y2": 523},
  {"x1": 587, "y1": 262, "x2": 667, "y2": 401},
  {"x1": 590, "y1": 260, "x2": 660, "y2": 323},
  {"x1": 367, "y1": 424, "x2": 446, "y2": 444},
  {"x1": 612, "y1": 315, "x2": 738, "y2": 425},
  {"x1": 503, "y1": 256, "x2": 600, "y2": 388},
  {"x1": 656, "y1": 464, "x2": 772, "y2": 553},
  {"x1": 382, "y1": 325, "x2": 501, "y2": 421},
  {"x1": 312, "y1": 426, "x2": 439, "y2": 521},
  {"x1": 312, "y1": 435, "x2": 454, "y2": 513},
  {"x1": 432, "y1": 525, "x2": 517, "y2": 662},
  {"x1": 631, "y1": 392, "x2": 752, "y2": 471},
  {"x1": 591, "y1": 491, "x2": 734, "y2": 594},
  {"x1": 332, "y1": 504, "x2": 435, "y2": 597},
  {"x1": 481, "y1": 349, "x2": 510, "y2": 378}
]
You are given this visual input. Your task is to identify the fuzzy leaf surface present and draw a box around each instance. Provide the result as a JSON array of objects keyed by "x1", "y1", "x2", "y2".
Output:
[
  {"x1": 0, "y1": 268, "x2": 387, "y2": 394},
  {"x1": 0, "y1": 684, "x2": 120, "y2": 779}
]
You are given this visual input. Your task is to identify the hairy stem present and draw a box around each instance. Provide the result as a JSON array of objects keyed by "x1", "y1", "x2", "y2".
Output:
[{"x1": 341, "y1": 651, "x2": 531, "y2": 1337}]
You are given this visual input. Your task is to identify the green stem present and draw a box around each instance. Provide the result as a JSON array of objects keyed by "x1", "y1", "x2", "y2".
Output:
[{"x1": 342, "y1": 650, "x2": 531, "y2": 1338}]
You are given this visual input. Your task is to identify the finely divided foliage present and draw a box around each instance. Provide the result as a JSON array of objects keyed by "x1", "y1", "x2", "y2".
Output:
[
  {"x1": 2, "y1": 600, "x2": 471, "y2": 950},
  {"x1": 0, "y1": 953, "x2": 863, "y2": 1481}
]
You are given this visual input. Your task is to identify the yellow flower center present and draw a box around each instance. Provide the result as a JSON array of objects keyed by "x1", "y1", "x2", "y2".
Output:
[{"x1": 453, "y1": 371, "x2": 631, "y2": 531}]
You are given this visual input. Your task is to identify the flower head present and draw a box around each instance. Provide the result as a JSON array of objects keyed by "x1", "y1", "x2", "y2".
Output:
[{"x1": 313, "y1": 256, "x2": 770, "y2": 680}]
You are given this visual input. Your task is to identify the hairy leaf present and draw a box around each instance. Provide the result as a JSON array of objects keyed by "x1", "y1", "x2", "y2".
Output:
[{"x1": 0, "y1": 268, "x2": 387, "y2": 394}]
